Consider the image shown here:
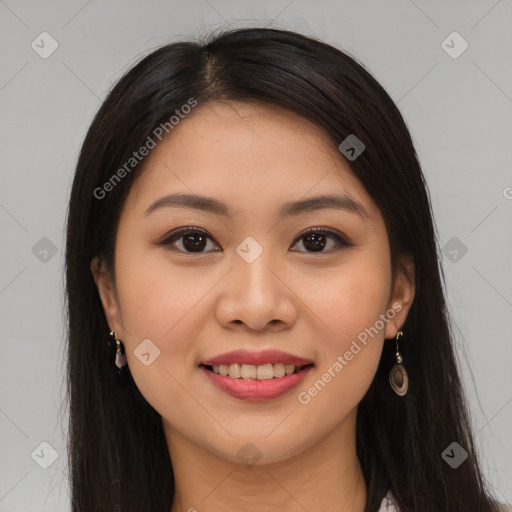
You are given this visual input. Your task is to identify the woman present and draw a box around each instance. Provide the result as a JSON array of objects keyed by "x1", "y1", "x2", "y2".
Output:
[{"x1": 64, "y1": 27, "x2": 504, "y2": 511}]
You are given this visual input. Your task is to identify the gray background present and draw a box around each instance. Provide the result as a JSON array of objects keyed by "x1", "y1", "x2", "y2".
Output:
[{"x1": 1, "y1": 0, "x2": 511, "y2": 510}]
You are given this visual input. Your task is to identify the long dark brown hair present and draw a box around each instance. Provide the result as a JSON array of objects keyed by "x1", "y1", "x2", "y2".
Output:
[{"x1": 64, "y1": 27, "x2": 502, "y2": 511}]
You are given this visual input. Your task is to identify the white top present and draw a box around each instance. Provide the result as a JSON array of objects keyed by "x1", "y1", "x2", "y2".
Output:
[{"x1": 378, "y1": 490, "x2": 399, "y2": 511}]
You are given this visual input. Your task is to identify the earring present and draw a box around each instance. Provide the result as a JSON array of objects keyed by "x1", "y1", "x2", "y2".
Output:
[
  {"x1": 389, "y1": 330, "x2": 408, "y2": 396},
  {"x1": 109, "y1": 330, "x2": 127, "y2": 370}
]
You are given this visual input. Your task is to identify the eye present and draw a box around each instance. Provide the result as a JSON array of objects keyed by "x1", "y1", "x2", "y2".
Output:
[
  {"x1": 156, "y1": 226, "x2": 352, "y2": 255},
  {"x1": 156, "y1": 227, "x2": 220, "y2": 254},
  {"x1": 290, "y1": 227, "x2": 352, "y2": 254}
]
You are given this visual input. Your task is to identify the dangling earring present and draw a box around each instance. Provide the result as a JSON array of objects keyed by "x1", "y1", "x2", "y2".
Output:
[
  {"x1": 109, "y1": 330, "x2": 127, "y2": 371},
  {"x1": 389, "y1": 330, "x2": 408, "y2": 396}
]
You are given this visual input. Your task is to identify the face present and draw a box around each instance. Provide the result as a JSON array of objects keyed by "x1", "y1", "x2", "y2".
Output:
[{"x1": 92, "y1": 100, "x2": 414, "y2": 467}]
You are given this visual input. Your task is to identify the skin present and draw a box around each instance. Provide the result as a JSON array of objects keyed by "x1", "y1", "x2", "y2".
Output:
[{"x1": 91, "y1": 100, "x2": 415, "y2": 512}]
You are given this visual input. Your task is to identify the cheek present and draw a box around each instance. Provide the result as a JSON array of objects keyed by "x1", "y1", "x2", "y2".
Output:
[
  {"x1": 298, "y1": 248, "x2": 390, "y2": 399},
  {"x1": 113, "y1": 244, "x2": 215, "y2": 408},
  {"x1": 113, "y1": 250, "x2": 209, "y2": 417},
  {"x1": 295, "y1": 270, "x2": 389, "y2": 428},
  {"x1": 298, "y1": 248, "x2": 391, "y2": 348},
  {"x1": 115, "y1": 242, "x2": 204, "y2": 337}
]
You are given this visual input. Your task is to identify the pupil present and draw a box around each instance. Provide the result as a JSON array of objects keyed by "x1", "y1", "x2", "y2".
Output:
[
  {"x1": 183, "y1": 233, "x2": 206, "y2": 252},
  {"x1": 304, "y1": 233, "x2": 326, "y2": 252}
]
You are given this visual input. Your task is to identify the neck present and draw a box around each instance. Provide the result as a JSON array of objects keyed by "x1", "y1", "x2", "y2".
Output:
[{"x1": 166, "y1": 407, "x2": 367, "y2": 512}]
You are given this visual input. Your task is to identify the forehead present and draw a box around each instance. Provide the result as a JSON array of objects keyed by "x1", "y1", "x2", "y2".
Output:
[{"x1": 123, "y1": 101, "x2": 378, "y2": 222}]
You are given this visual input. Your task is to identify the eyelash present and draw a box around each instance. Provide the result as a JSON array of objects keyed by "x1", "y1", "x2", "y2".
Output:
[{"x1": 156, "y1": 226, "x2": 353, "y2": 255}]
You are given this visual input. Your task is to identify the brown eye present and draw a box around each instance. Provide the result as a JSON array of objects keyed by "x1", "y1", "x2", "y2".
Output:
[
  {"x1": 157, "y1": 228, "x2": 219, "y2": 254},
  {"x1": 291, "y1": 228, "x2": 352, "y2": 253}
]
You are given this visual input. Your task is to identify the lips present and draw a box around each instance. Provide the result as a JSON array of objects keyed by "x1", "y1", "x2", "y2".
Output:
[
  {"x1": 200, "y1": 363, "x2": 314, "y2": 401},
  {"x1": 199, "y1": 349, "x2": 315, "y2": 401},
  {"x1": 200, "y1": 349, "x2": 313, "y2": 367}
]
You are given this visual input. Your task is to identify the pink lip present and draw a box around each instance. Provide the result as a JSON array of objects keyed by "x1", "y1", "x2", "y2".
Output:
[
  {"x1": 201, "y1": 349, "x2": 313, "y2": 366},
  {"x1": 200, "y1": 364, "x2": 314, "y2": 401}
]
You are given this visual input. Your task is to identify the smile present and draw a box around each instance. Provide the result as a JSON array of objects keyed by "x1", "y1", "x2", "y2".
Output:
[
  {"x1": 202, "y1": 362, "x2": 314, "y2": 380},
  {"x1": 200, "y1": 363, "x2": 315, "y2": 401}
]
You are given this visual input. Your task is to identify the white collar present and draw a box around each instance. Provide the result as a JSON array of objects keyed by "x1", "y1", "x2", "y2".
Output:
[{"x1": 377, "y1": 490, "x2": 399, "y2": 511}]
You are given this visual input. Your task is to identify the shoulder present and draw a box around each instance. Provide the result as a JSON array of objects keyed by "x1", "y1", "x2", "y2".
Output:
[{"x1": 377, "y1": 492, "x2": 512, "y2": 511}]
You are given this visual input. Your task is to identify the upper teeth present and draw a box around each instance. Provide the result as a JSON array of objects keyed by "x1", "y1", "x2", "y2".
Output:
[{"x1": 211, "y1": 363, "x2": 302, "y2": 380}]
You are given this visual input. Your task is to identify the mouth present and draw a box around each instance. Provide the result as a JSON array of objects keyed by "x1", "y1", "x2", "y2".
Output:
[
  {"x1": 200, "y1": 362, "x2": 315, "y2": 380},
  {"x1": 199, "y1": 349, "x2": 315, "y2": 400},
  {"x1": 199, "y1": 361, "x2": 315, "y2": 401}
]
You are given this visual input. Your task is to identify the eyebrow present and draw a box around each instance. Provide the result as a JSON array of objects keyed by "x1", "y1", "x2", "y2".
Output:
[{"x1": 144, "y1": 193, "x2": 369, "y2": 219}]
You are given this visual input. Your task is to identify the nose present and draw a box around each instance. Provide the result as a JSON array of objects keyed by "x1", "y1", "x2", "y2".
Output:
[{"x1": 214, "y1": 252, "x2": 298, "y2": 332}]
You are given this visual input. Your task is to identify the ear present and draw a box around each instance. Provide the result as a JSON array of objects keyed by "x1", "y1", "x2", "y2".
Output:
[
  {"x1": 384, "y1": 253, "x2": 415, "y2": 339},
  {"x1": 90, "y1": 256, "x2": 125, "y2": 337}
]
